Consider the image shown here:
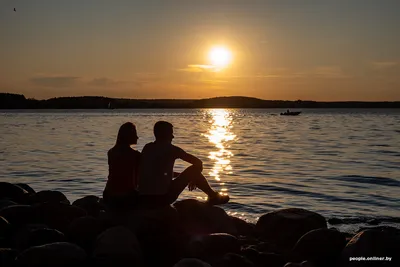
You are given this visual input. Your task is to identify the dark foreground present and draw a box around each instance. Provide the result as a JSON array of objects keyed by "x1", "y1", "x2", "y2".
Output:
[{"x1": 0, "y1": 182, "x2": 398, "y2": 267}]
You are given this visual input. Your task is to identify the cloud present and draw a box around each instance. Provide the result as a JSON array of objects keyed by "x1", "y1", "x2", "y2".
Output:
[
  {"x1": 88, "y1": 77, "x2": 123, "y2": 87},
  {"x1": 178, "y1": 64, "x2": 217, "y2": 73},
  {"x1": 30, "y1": 75, "x2": 81, "y2": 87},
  {"x1": 370, "y1": 61, "x2": 398, "y2": 70}
]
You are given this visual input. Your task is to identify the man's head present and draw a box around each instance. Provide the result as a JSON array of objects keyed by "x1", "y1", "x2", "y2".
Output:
[{"x1": 154, "y1": 121, "x2": 174, "y2": 143}]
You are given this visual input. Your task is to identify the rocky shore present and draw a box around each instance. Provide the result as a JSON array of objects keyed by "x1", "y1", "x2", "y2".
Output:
[{"x1": 0, "y1": 182, "x2": 398, "y2": 267}]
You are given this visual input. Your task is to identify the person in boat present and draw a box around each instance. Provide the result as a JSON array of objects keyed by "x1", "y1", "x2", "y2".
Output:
[
  {"x1": 103, "y1": 122, "x2": 141, "y2": 212},
  {"x1": 138, "y1": 121, "x2": 229, "y2": 208}
]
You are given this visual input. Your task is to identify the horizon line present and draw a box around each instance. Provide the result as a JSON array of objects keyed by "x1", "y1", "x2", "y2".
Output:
[{"x1": 1, "y1": 92, "x2": 400, "y2": 103}]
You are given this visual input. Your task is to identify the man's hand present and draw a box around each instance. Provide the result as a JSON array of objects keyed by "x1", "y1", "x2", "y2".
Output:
[{"x1": 188, "y1": 181, "x2": 197, "y2": 191}]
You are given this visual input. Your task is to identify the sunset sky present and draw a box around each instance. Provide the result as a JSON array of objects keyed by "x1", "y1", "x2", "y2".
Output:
[{"x1": 1, "y1": 0, "x2": 399, "y2": 100}]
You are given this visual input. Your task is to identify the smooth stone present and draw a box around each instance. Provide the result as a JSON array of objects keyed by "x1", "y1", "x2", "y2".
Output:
[
  {"x1": 33, "y1": 202, "x2": 86, "y2": 232},
  {"x1": 72, "y1": 196, "x2": 104, "y2": 217},
  {"x1": 173, "y1": 199, "x2": 237, "y2": 235},
  {"x1": 14, "y1": 183, "x2": 36, "y2": 195},
  {"x1": 174, "y1": 258, "x2": 212, "y2": 267},
  {"x1": 0, "y1": 205, "x2": 37, "y2": 226},
  {"x1": 255, "y1": 208, "x2": 327, "y2": 250},
  {"x1": 212, "y1": 253, "x2": 254, "y2": 267},
  {"x1": 291, "y1": 228, "x2": 347, "y2": 267},
  {"x1": 67, "y1": 216, "x2": 108, "y2": 253},
  {"x1": 92, "y1": 226, "x2": 142, "y2": 266},
  {"x1": 340, "y1": 227, "x2": 400, "y2": 267},
  {"x1": 15, "y1": 242, "x2": 87, "y2": 267},
  {"x1": 188, "y1": 233, "x2": 240, "y2": 261},
  {"x1": 33, "y1": 190, "x2": 70, "y2": 205},
  {"x1": 230, "y1": 216, "x2": 255, "y2": 237},
  {"x1": 14, "y1": 227, "x2": 65, "y2": 250},
  {"x1": 0, "y1": 200, "x2": 18, "y2": 210},
  {"x1": 0, "y1": 248, "x2": 19, "y2": 267},
  {"x1": 0, "y1": 182, "x2": 29, "y2": 203}
]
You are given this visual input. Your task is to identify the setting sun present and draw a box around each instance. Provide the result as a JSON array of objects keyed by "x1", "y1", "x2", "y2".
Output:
[{"x1": 208, "y1": 46, "x2": 232, "y2": 69}]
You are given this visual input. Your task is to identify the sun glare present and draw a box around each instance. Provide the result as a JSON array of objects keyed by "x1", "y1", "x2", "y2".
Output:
[{"x1": 208, "y1": 46, "x2": 232, "y2": 69}]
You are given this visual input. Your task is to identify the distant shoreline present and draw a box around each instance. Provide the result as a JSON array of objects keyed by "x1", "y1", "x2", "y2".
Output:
[{"x1": 1, "y1": 93, "x2": 400, "y2": 109}]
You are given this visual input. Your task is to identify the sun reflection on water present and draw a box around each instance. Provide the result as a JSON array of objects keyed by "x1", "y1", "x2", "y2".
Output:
[{"x1": 203, "y1": 109, "x2": 236, "y2": 195}]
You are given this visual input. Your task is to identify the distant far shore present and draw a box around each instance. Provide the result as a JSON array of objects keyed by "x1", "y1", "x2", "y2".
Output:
[{"x1": 1, "y1": 93, "x2": 400, "y2": 109}]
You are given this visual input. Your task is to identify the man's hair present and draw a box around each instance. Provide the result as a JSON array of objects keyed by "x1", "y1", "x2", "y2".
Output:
[{"x1": 154, "y1": 121, "x2": 173, "y2": 139}]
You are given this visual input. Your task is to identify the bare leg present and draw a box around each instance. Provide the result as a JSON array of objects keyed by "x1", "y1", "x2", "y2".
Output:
[{"x1": 167, "y1": 165, "x2": 217, "y2": 204}]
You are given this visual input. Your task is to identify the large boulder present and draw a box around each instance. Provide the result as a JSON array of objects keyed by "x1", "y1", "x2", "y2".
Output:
[
  {"x1": 0, "y1": 182, "x2": 30, "y2": 203},
  {"x1": 0, "y1": 200, "x2": 18, "y2": 210},
  {"x1": 212, "y1": 253, "x2": 255, "y2": 267},
  {"x1": 174, "y1": 258, "x2": 212, "y2": 267},
  {"x1": 0, "y1": 216, "x2": 11, "y2": 247},
  {"x1": 13, "y1": 226, "x2": 65, "y2": 250},
  {"x1": 15, "y1": 183, "x2": 36, "y2": 195},
  {"x1": 0, "y1": 248, "x2": 19, "y2": 267},
  {"x1": 72, "y1": 196, "x2": 104, "y2": 217},
  {"x1": 173, "y1": 199, "x2": 237, "y2": 235},
  {"x1": 130, "y1": 206, "x2": 185, "y2": 267},
  {"x1": 92, "y1": 226, "x2": 142, "y2": 266},
  {"x1": 67, "y1": 216, "x2": 108, "y2": 253},
  {"x1": 230, "y1": 216, "x2": 255, "y2": 237},
  {"x1": 291, "y1": 228, "x2": 347, "y2": 267},
  {"x1": 15, "y1": 242, "x2": 87, "y2": 267},
  {"x1": 33, "y1": 202, "x2": 86, "y2": 232},
  {"x1": 340, "y1": 227, "x2": 400, "y2": 267},
  {"x1": 188, "y1": 233, "x2": 241, "y2": 262},
  {"x1": 0, "y1": 205, "x2": 37, "y2": 226},
  {"x1": 32, "y1": 190, "x2": 70, "y2": 205},
  {"x1": 255, "y1": 208, "x2": 327, "y2": 250}
]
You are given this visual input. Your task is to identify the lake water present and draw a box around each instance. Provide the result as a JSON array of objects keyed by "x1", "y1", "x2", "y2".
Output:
[{"x1": 1, "y1": 109, "x2": 399, "y2": 232}]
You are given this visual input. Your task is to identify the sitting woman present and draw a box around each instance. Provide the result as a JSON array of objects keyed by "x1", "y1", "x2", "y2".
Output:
[{"x1": 103, "y1": 122, "x2": 141, "y2": 212}]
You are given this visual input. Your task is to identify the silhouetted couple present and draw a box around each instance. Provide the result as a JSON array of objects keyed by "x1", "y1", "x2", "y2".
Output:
[{"x1": 103, "y1": 121, "x2": 229, "y2": 212}]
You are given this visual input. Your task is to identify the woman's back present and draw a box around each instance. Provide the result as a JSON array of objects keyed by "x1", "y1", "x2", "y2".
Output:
[{"x1": 106, "y1": 145, "x2": 140, "y2": 195}]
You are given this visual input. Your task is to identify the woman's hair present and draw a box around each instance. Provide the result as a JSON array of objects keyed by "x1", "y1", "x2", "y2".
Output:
[{"x1": 116, "y1": 122, "x2": 137, "y2": 145}]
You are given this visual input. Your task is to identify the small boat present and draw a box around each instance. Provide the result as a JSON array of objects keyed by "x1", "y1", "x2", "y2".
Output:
[{"x1": 280, "y1": 111, "x2": 301, "y2": 116}]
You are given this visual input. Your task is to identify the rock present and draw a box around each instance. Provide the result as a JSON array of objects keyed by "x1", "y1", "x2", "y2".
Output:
[
  {"x1": 34, "y1": 202, "x2": 86, "y2": 232},
  {"x1": 132, "y1": 207, "x2": 185, "y2": 267},
  {"x1": 15, "y1": 183, "x2": 36, "y2": 195},
  {"x1": 174, "y1": 258, "x2": 212, "y2": 267},
  {"x1": 212, "y1": 253, "x2": 255, "y2": 267},
  {"x1": 32, "y1": 190, "x2": 70, "y2": 205},
  {"x1": 0, "y1": 248, "x2": 19, "y2": 267},
  {"x1": 0, "y1": 182, "x2": 29, "y2": 203},
  {"x1": 291, "y1": 228, "x2": 347, "y2": 267},
  {"x1": 93, "y1": 226, "x2": 142, "y2": 266},
  {"x1": 72, "y1": 196, "x2": 104, "y2": 217},
  {"x1": 188, "y1": 233, "x2": 240, "y2": 261},
  {"x1": 13, "y1": 227, "x2": 65, "y2": 250},
  {"x1": 173, "y1": 199, "x2": 237, "y2": 235},
  {"x1": 67, "y1": 216, "x2": 108, "y2": 253},
  {"x1": 0, "y1": 216, "x2": 10, "y2": 235},
  {"x1": 15, "y1": 242, "x2": 87, "y2": 267},
  {"x1": 340, "y1": 227, "x2": 400, "y2": 266},
  {"x1": 230, "y1": 216, "x2": 255, "y2": 237},
  {"x1": 0, "y1": 200, "x2": 17, "y2": 210},
  {"x1": 328, "y1": 218, "x2": 344, "y2": 225},
  {"x1": 255, "y1": 208, "x2": 327, "y2": 250},
  {"x1": 0, "y1": 205, "x2": 37, "y2": 226},
  {"x1": 240, "y1": 247, "x2": 260, "y2": 263},
  {"x1": 257, "y1": 252, "x2": 287, "y2": 267},
  {"x1": 0, "y1": 216, "x2": 11, "y2": 247}
]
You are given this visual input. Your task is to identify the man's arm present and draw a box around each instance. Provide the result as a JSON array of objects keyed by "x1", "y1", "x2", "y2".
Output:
[{"x1": 178, "y1": 150, "x2": 203, "y2": 171}]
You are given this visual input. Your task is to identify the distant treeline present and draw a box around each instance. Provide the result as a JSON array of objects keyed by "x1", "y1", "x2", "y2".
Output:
[{"x1": 1, "y1": 93, "x2": 400, "y2": 109}]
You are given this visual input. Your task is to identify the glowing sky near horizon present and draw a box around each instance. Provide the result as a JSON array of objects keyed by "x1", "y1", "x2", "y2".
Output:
[{"x1": 1, "y1": 0, "x2": 400, "y2": 100}]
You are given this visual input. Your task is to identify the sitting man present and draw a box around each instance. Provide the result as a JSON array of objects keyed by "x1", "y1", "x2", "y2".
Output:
[{"x1": 138, "y1": 121, "x2": 229, "y2": 208}]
